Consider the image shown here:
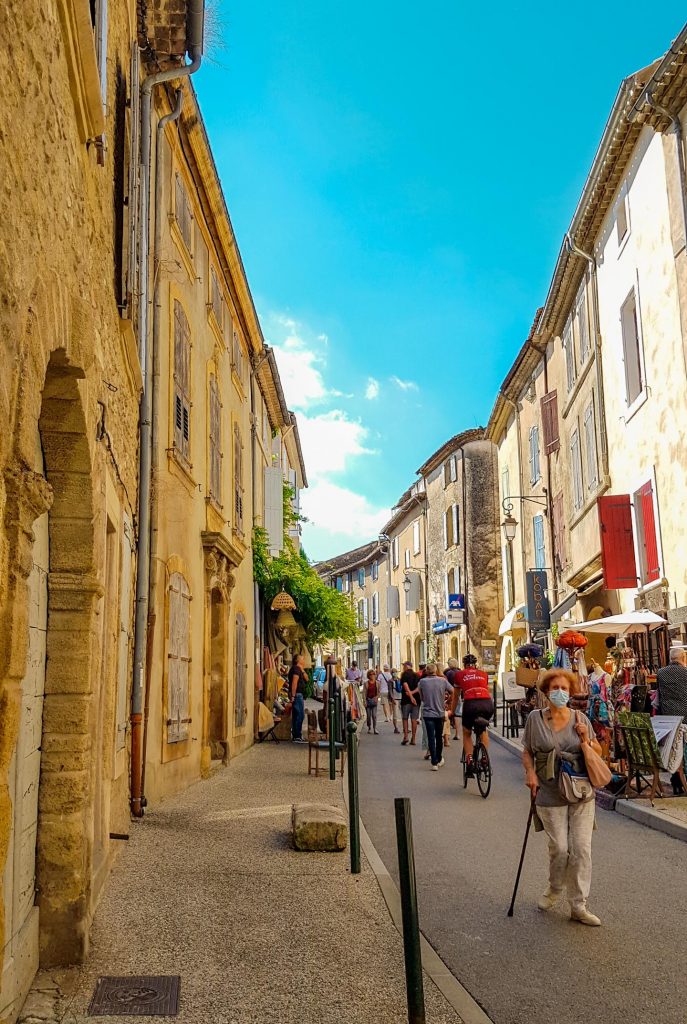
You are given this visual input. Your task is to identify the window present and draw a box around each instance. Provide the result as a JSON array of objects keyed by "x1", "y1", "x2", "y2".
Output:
[
  {"x1": 634, "y1": 480, "x2": 661, "y2": 585},
  {"x1": 501, "y1": 467, "x2": 510, "y2": 504},
  {"x1": 233, "y1": 424, "x2": 244, "y2": 534},
  {"x1": 392, "y1": 537, "x2": 399, "y2": 569},
  {"x1": 529, "y1": 426, "x2": 541, "y2": 485},
  {"x1": 444, "y1": 504, "x2": 460, "y2": 548},
  {"x1": 372, "y1": 592, "x2": 379, "y2": 625},
  {"x1": 357, "y1": 598, "x2": 369, "y2": 629},
  {"x1": 502, "y1": 544, "x2": 514, "y2": 609},
  {"x1": 232, "y1": 328, "x2": 244, "y2": 383},
  {"x1": 358, "y1": 567, "x2": 365, "y2": 588},
  {"x1": 173, "y1": 301, "x2": 191, "y2": 462},
  {"x1": 234, "y1": 611, "x2": 247, "y2": 727},
  {"x1": 371, "y1": 560, "x2": 379, "y2": 582},
  {"x1": 412, "y1": 520, "x2": 421, "y2": 555},
  {"x1": 209, "y1": 266, "x2": 223, "y2": 327},
  {"x1": 563, "y1": 319, "x2": 576, "y2": 391},
  {"x1": 174, "y1": 172, "x2": 193, "y2": 255},
  {"x1": 583, "y1": 397, "x2": 598, "y2": 491},
  {"x1": 444, "y1": 455, "x2": 457, "y2": 486},
  {"x1": 343, "y1": 573, "x2": 350, "y2": 593},
  {"x1": 91, "y1": 0, "x2": 108, "y2": 103},
  {"x1": 115, "y1": 515, "x2": 134, "y2": 752},
  {"x1": 540, "y1": 391, "x2": 560, "y2": 455},
  {"x1": 576, "y1": 288, "x2": 590, "y2": 365},
  {"x1": 209, "y1": 374, "x2": 222, "y2": 504},
  {"x1": 533, "y1": 515, "x2": 546, "y2": 570},
  {"x1": 336, "y1": 576, "x2": 343, "y2": 592},
  {"x1": 620, "y1": 289, "x2": 644, "y2": 406},
  {"x1": 446, "y1": 568, "x2": 456, "y2": 607},
  {"x1": 617, "y1": 193, "x2": 629, "y2": 246},
  {"x1": 571, "y1": 427, "x2": 583, "y2": 511},
  {"x1": 404, "y1": 548, "x2": 411, "y2": 569},
  {"x1": 167, "y1": 572, "x2": 191, "y2": 743}
]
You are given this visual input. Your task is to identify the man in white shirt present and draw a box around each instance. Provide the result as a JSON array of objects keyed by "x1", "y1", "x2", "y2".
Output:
[
  {"x1": 345, "y1": 662, "x2": 362, "y2": 686},
  {"x1": 377, "y1": 664, "x2": 400, "y2": 733}
]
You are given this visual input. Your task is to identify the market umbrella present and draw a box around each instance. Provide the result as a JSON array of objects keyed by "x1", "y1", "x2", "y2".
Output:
[{"x1": 571, "y1": 611, "x2": 667, "y2": 636}]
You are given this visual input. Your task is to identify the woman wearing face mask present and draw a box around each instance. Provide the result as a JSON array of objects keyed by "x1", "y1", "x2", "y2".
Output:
[{"x1": 522, "y1": 668, "x2": 603, "y2": 926}]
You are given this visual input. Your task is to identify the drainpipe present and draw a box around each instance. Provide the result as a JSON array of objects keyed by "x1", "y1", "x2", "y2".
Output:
[
  {"x1": 131, "y1": 2, "x2": 204, "y2": 818},
  {"x1": 565, "y1": 234, "x2": 610, "y2": 482},
  {"x1": 139, "y1": 86, "x2": 183, "y2": 809}
]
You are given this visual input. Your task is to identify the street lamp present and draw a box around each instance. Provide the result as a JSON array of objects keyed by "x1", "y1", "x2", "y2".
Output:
[{"x1": 501, "y1": 513, "x2": 518, "y2": 543}]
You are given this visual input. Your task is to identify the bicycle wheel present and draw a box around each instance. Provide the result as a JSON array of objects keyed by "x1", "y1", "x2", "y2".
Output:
[
  {"x1": 461, "y1": 749, "x2": 469, "y2": 789},
  {"x1": 474, "y1": 740, "x2": 492, "y2": 799}
]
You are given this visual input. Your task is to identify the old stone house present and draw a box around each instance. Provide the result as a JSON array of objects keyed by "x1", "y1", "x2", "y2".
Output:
[
  {"x1": 316, "y1": 540, "x2": 387, "y2": 669},
  {"x1": 0, "y1": 0, "x2": 144, "y2": 1017}
]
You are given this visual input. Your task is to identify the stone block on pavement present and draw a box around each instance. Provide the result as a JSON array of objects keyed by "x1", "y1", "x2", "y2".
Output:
[{"x1": 291, "y1": 802, "x2": 347, "y2": 852}]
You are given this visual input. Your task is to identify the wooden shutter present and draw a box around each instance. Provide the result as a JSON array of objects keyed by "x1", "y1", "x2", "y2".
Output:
[
  {"x1": 122, "y1": 42, "x2": 140, "y2": 318},
  {"x1": 443, "y1": 509, "x2": 449, "y2": 549},
  {"x1": 563, "y1": 321, "x2": 576, "y2": 390},
  {"x1": 577, "y1": 290, "x2": 590, "y2": 363},
  {"x1": 583, "y1": 399, "x2": 597, "y2": 490},
  {"x1": 264, "y1": 465, "x2": 283, "y2": 555},
  {"x1": 234, "y1": 612, "x2": 247, "y2": 727},
  {"x1": 571, "y1": 429, "x2": 583, "y2": 510},
  {"x1": 173, "y1": 301, "x2": 191, "y2": 461},
  {"x1": 621, "y1": 292, "x2": 643, "y2": 404},
  {"x1": 533, "y1": 515, "x2": 545, "y2": 569},
  {"x1": 638, "y1": 481, "x2": 660, "y2": 583},
  {"x1": 115, "y1": 514, "x2": 133, "y2": 751},
  {"x1": 541, "y1": 391, "x2": 560, "y2": 455},
  {"x1": 168, "y1": 572, "x2": 191, "y2": 742},
  {"x1": 598, "y1": 495, "x2": 637, "y2": 589},
  {"x1": 452, "y1": 503, "x2": 459, "y2": 546},
  {"x1": 209, "y1": 375, "x2": 221, "y2": 503},
  {"x1": 234, "y1": 425, "x2": 244, "y2": 533}
]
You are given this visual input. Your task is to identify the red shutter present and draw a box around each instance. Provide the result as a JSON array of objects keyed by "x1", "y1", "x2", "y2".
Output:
[
  {"x1": 598, "y1": 495, "x2": 637, "y2": 589},
  {"x1": 639, "y1": 481, "x2": 660, "y2": 583},
  {"x1": 541, "y1": 391, "x2": 560, "y2": 455}
]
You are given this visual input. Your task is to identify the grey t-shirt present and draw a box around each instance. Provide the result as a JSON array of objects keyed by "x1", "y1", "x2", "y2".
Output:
[
  {"x1": 523, "y1": 708, "x2": 594, "y2": 807},
  {"x1": 418, "y1": 675, "x2": 454, "y2": 718}
]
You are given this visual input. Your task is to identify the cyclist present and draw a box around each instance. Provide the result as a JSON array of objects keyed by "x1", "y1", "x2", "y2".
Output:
[{"x1": 453, "y1": 653, "x2": 494, "y2": 772}]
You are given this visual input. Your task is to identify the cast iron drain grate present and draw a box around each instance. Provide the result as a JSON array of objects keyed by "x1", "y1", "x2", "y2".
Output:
[{"x1": 88, "y1": 976, "x2": 180, "y2": 1016}]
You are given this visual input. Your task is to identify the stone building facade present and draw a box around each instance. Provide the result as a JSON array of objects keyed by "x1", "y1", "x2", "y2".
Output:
[{"x1": 0, "y1": 0, "x2": 143, "y2": 1017}]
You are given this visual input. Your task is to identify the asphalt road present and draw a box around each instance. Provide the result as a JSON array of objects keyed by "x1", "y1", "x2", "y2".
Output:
[{"x1": 358, "y1": 719, "x2": 687, "y2": 1024}]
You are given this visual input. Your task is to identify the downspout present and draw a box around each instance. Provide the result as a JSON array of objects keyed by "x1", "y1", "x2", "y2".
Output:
[
  {"x1": 139, "y1": 86, "x2": 183, "y2": 809},
  {"x1": 131, "y1": 2, "x2": 204, "y2": 817},
  {"x1": 565, "y1": 234, "x2": 609, "y2": 481}
]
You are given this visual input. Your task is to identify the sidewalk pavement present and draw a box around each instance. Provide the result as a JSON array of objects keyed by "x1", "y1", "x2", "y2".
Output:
[{"x1": 19, "y1": 738, "x2": 464, "y2": 1024}]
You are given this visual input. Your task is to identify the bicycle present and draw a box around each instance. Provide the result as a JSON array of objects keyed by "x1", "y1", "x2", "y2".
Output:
[{"x1": 461, "y1": 716, "x2": 492, "y2": 798}]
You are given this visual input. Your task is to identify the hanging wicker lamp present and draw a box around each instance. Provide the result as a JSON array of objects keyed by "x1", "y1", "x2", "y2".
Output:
[
  {"x1": 271, "y1": 588, "x2": 296, "y2": 611},
  {"x1": 275, "y1": 608, "x2": 297, "y2": 629}
]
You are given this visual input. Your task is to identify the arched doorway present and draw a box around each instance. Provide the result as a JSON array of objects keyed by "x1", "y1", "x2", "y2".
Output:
[{"x1": 209, "y1": 588, "x2": 227, "y2": 761}]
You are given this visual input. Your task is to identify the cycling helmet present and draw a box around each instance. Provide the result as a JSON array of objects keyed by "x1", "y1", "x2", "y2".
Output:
[{"x1": 463, "y1": 653, "x2": 477, "y2": 667}]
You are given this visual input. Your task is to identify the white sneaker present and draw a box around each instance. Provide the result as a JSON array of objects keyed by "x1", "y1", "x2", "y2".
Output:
[
  {"x1": 430, "y1": 764, "x2": 439, "y2": 772},
  {"x1": 571, "y1": 907, "x2": 601, "y2": 927},
  {"x1": 537, "y1": 889, "x2": 560, "y2": 911},
  {"x1": 438, "y1": 758, "x2": 445, "y2": 768}
]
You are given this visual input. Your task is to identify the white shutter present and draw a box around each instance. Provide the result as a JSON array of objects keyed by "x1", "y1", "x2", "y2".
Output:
[
  {"x1": 264, "y1": 466, "x2": 284, "y2": 555},
  {"x1": 372, "y1": 592, "x2": 379, "y2": 625},
  {"x1": 583, "y1": 400, "x2": 598, "y2": 490},
  {"x1": 413, "y1": 520, "x2": 421, "y2": 554},
  {"x1": 387, "y1": 586, "x2": 400, "y2": 618},
  {"x1": 407, "y1": 574, "x2": 421, "y2": 613},
  {"x1": 404, "y1": 548, "x2": 411, "y2": 569},
  {"x1": 452, "y1": 504, "x2": 459, "y2": 546},
  {"x1": 235, "y1": 612, "x2": 247, "y2": 727},
  {"x1": 115, "y1": 514, "x2": 133, "y2": 751},
  {"x1": 443, "y1": 509, "x2": 448, "y2": 549},
  {"x1": 363, "y1": 598, "x2": 369, "y2": 628},
  {"x1": 168, "y1": 572, "x2": 190, "y2": 743}
]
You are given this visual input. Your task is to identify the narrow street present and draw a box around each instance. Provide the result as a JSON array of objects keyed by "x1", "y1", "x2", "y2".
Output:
[{"x1": 358, "y1": 722, "x2": 687, "y2": 1024}]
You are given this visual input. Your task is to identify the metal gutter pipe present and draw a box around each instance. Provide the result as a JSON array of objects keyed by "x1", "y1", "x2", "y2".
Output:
[
  {"x1": 565, "y1": 234, "x2": 610, "y2": 482},
  {"x1": 131, "y1": 7, "x2": 204, "y2": 818}
]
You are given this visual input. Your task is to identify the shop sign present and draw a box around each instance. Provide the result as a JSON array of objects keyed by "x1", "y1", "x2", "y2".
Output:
[
  {"x1": 447, "y1": 609, "x2": 465, "y2": 625},
  {"x1": 526, "y1": 570, "x2": 550, "y2": 631},
  {"x1": 448, "y1": 593, "x2": 465, "y2": 610}
]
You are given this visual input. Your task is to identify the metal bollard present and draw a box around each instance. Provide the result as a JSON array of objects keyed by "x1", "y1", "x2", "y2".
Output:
[
  {"x1": 328, "y1": 698, "x2": 336, "y2": 780},
  {"x1": 334, "y1": 691, "x2": 341, "y2": 759},
  {"x1": 347, "y1": 721, "x2": 360, "y2": 874},
  {"x1": 394, "y1": 797, "x2": 426, "y2": 1024}
]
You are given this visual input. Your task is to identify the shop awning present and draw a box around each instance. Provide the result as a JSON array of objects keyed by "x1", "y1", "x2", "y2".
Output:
[
  {"x1": 571, "y1": 610, "x2": 667, "y2": 636},
  {"x1": 550, "y1": 591, "x2": 577, "y2": 624},
  {"x1": 498, "y1": 605, "x2": 527, "y2": 636}
]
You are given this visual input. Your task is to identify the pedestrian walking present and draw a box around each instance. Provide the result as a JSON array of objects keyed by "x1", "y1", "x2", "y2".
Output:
[
  {"x1": 400, "y1": 661, "x2": 420, "y2": 745},
  {"x1": 389, "y1": 668, "x2": 402, "y2": 733},
  {"x1": 377, "y1": 664, "x2": 394, "y2": 723},
  {"x1": 521, "y1": 668, "x2": 602, "y2": 927},
  {"x1": 346, "y1": 661, "x2": 362, "y2": 686},
  {"x1": 365, "y1": 670, "x2": 379, "y2": 734},
  {"x1": 288, "y1": 653, "x2": 308, "y2": 742},
  {"x1": 657, "y1": 647, "x2": 687, "y2": 793},
  {"x1": 445, "y1": 657, "x2": 461, "y2": 739},
  {"x1": 418, "y1": 663, "x2": 454, "y2": 770}
]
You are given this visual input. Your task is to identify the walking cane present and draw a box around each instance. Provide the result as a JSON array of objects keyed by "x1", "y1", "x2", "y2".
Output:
[{"x1": 507, "y1": 794, "x2": 536, "y2": 917}]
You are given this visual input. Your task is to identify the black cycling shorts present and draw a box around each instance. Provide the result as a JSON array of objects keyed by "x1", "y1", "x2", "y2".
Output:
[{"x1": 461, "y1": 698, "x2": 494, "y2": 733}]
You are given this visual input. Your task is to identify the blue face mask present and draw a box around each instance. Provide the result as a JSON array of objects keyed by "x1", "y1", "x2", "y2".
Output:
[{"x1": 548, "y1": 687, "x2": 570, "y2": 708}]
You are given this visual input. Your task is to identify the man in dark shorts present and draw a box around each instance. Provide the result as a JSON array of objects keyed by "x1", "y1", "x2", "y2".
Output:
[
  {"x1": 400, "y1": 661, "x2": 420, "y2": 746},
  {"x1": 452, "y1": 653, "x2": 494, "y2": 769}
]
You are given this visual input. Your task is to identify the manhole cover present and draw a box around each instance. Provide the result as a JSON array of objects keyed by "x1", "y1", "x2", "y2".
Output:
[{"x1": 88, "y1": 976, "x2": 180, "y2": 1016}]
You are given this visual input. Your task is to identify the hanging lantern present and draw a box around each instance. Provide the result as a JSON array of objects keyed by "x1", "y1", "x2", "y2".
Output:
[
  {"x1": 271, "y1": 588, "x2": 296, "y2": 611},
  {"x1": 276, "y1": 607, "x2": 297, "y2": 629}
]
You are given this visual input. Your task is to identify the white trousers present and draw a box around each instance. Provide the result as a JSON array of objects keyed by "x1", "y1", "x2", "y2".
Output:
[
  {"x1": 537, "y1": 800, "x2": 595, "y2": 910},
  {"x1": 381, "y1": 695, "x2": 400, "y2": 726}
]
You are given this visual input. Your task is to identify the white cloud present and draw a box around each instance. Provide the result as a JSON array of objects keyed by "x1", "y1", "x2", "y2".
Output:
[
  {"x1": 365, "y1": 377, "x2": 380, "y2": 400},
  {"x1": 301, "y1": 480, "x2": 389, "y2": 540},
  {"x1": 297, "y1": 410, "x2": 375, "y2": 476},
  {"x1": 390, "y1": 375, "x2": 419, "y2": 392}
]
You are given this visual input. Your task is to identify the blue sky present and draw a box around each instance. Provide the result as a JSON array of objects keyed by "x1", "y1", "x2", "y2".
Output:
[{"x1": 196, "y1": 2, "x2": 685, "y2": 560}]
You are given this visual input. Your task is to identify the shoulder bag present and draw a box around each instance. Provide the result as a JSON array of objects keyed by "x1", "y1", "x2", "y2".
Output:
[{"x1": 576, "y1": 711, "x2": 612, "y2": 788}]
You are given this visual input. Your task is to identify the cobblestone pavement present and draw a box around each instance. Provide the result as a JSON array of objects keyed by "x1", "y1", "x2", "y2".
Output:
[{"x1": 20, "y1": 738, "x2": 463, "y2": 1024}]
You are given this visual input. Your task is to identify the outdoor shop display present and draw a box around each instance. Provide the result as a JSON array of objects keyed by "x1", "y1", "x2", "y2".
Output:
[{"x1": 515, "y1": 643, "x2": 544, "y2": 687}]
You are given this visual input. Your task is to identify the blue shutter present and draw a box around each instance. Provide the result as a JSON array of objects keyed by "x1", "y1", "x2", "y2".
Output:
[{"x1": 533, "y1": 516, "x2": 545, "y2": 569}]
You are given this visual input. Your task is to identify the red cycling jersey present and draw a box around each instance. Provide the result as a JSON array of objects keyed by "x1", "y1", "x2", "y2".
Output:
[{"x1": 456, "y1": 668, "x2": 491, "y2": 701}]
